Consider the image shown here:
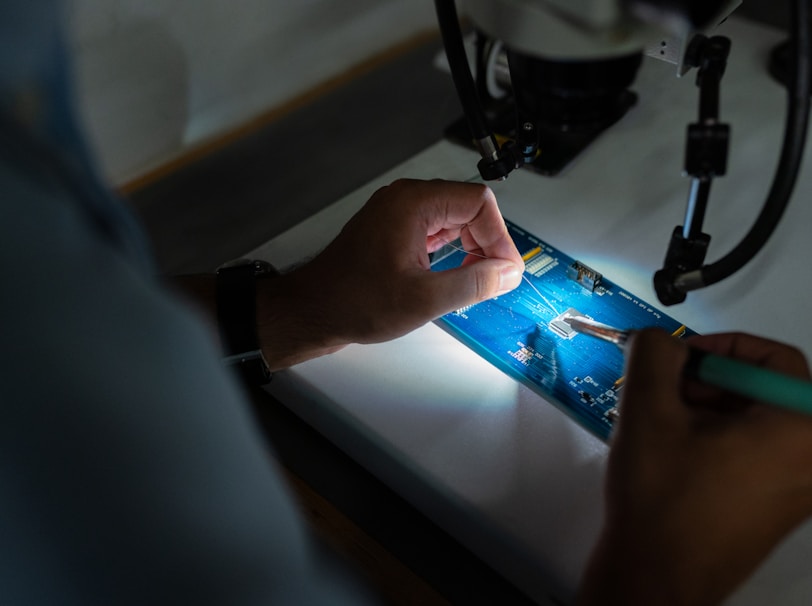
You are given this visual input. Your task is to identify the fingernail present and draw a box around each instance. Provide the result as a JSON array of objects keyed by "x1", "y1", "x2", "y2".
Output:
[{"x1": 497, "y1": 262, "x2": 523, "y2": 295}]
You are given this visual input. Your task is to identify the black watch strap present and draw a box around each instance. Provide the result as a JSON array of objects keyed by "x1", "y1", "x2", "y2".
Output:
[{"x1": 216, "y1": 260, "x2": 276, "y2": 385}]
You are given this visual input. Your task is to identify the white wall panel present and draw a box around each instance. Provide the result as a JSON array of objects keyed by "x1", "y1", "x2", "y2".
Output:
[{"x1": 66, "y1": 0, "x2": 437, "y2": 184}]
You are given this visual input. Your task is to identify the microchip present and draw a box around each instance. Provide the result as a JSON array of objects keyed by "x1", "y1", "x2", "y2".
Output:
[
  {"x1": 548, "y1": 307, "x2": 585, "y2": 339},
  {"x1": 567, "y1": 261, "x2": 602, "y2": 291}
]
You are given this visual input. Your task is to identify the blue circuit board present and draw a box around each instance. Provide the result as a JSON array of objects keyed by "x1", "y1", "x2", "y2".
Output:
[{"x1": 430, "y1": 219, "x2": 697, "y2": 441}]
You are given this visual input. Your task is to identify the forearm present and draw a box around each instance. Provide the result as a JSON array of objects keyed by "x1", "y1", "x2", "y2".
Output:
[
  {"x1": 253, "y1": 268, "x2": 346, "y2": 370},
  {"x1": 169, "y1": 179, "x2": 525, "y2": 372},
  {"x1": 169, "y1": 270, "x2": 344, "y2": 372}
]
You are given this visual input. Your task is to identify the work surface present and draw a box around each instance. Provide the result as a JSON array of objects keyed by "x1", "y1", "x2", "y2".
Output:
[{"x1": 251, "y1": 17, "x2": 812, "y2": 605}]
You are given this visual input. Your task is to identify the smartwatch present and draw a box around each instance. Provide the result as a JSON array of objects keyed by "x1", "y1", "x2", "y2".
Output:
[{"x1": 216, "y1": 259, "x2": 278, "y2": 385}]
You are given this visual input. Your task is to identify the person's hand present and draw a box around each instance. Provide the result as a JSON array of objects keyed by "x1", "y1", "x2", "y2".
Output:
[
  {"x1": 257, "y1": 178, "x2": 524, "y2": 369},
  {"x1": 577, "y1": 329, "x2": 812, "y2": 606}
]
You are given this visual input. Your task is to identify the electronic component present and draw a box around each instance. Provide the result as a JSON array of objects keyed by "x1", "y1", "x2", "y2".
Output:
[
  {"x1": 431, "y1": 219, "x2": 697, "y2": 440},
  {"x1": 567, "y1": 261, "x2": 602, "y2": 292},
  {"x1": 548, "y1": 308, "x2": 585, "y2": 339},
  {"x1": 526, "y1": 253, "x2": 557, "y2": 277},
  {"x1": 521, "y1": 246, "x2": 542, "y2": 262}
]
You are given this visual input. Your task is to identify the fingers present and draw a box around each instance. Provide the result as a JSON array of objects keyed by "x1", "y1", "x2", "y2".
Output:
[
  {"x1": 593, "y1": 330, "x2": 812, "y2": 606},
  {"x1": 398, "y1": 178, "x2": 523, "y2": 266},
  {"x1": 408, "y1": 179, "x2": 524, "y2": 314},
  {"x1": 452, "y1": 192, "x2": 523, "y2": 265},
  {"x1": 682, "y1": 333, "x2": 811, "y2": 411},
  {"x1": 620, "y1": 328, "x2": 689, "y2": 427},
  {"x1": 411, "y1": 257, "x2": 523, "y2": 319},
  {"x1": 688, "y1": 333, "x2": 810, "y2": 379},
  {"x1": 305, "y1": 178, "x2": 525, "y2": 345},
  {"x1": 374, "y1": 178, "x2": 525, "y2": 317}
]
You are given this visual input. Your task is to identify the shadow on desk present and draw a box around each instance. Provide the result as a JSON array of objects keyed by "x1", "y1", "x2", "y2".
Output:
[{"x1": 247, "y1": 386, "x2": 540, "y2": 606}]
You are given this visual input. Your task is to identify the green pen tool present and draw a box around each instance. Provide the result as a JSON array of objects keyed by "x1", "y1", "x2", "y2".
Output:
[{"x1": 564, "y1": 316, "x2": 812, "y2": 416}]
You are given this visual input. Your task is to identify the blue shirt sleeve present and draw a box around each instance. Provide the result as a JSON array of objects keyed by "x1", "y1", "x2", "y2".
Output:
[{"x1": 0, "y1": 2, "x2": 373, "y2": 604}]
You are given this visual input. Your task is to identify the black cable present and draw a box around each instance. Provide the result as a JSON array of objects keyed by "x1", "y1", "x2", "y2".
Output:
[
  {"x1": 690, "y1": 0, "x2": 811, "y2": 289},
  {"x1": 434, "y1": 0, "x2": 494, "y2": 145}
]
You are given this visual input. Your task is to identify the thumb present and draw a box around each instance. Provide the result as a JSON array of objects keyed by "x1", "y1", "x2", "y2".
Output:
[{"x1": 420, "y1": 258, "x2": 523, "y2": 318}]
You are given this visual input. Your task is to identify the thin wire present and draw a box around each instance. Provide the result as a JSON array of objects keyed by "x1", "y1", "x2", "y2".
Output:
[
  {"x1": 429, "y1": 234, "x2": 559, "y2": 315},
  {"x1": 522, "y1": 274, "x2": 560, "y2": 316},
  {"x1": 429, "y1": 232, "x2": 489, "y2": 259}
]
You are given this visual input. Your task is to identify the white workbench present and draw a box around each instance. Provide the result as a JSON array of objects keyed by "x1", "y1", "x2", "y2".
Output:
[{"x1": 251, "y1": 16, "x2": 812, "y2": 605}]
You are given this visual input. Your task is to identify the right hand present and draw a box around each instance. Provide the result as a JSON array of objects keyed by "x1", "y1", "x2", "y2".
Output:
[
  {"x1": 577, "y1": 329, "x2": 812, "y2": 606},
  {"x1": 255, "y1": 178, "x2": 523, "y2": 369}
]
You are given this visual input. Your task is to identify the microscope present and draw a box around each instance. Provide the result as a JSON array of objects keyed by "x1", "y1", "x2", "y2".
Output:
[{"x1": 435, "y1": 0, "x2": 811, "y2": 306}]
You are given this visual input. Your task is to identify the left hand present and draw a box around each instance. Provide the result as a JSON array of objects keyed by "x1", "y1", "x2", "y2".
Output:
[
  {"x1": 577, "y1": 329, "x2": 812, "y2": 606},
  {"x1": 257, "y1": 178, "x2": 524, "y2": 368}
]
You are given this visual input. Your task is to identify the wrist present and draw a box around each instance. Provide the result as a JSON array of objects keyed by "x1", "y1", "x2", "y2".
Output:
[{"x1": 255, "y1": 266, "x2": 347, "y2": 371}]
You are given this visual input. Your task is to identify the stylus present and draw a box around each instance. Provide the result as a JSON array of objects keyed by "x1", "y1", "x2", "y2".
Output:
[{"x1": 564, "y1": 316, "x2": 812, "y2": 416}]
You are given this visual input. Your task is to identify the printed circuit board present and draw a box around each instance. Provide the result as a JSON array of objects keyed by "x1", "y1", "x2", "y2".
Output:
[{"x1": 430, "y1": 219, "x2": 697, "y2": 440}]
